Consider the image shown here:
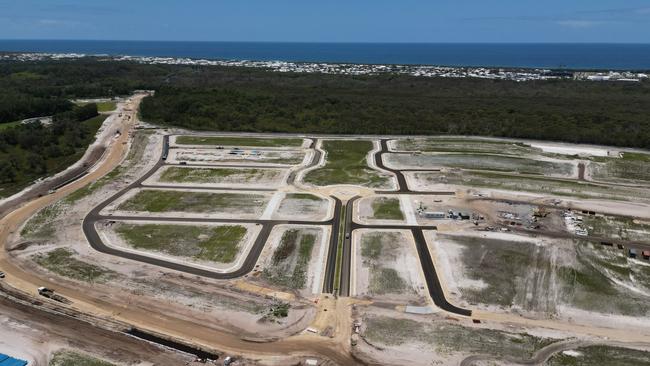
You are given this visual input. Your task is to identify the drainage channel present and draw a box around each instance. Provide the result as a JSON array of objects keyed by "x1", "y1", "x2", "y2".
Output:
[{"x1": 127, "y1": 328, "x2": 220, "y2": 360}]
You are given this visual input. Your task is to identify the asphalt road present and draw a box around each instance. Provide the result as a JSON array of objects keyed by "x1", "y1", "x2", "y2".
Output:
[
  {"x1": 373, "y1": 138, "x2": 456, "y2": 195},
  {"x1": 322, "y1": 197, "x2": 343, "y2": 293},
  {"x1": 411, "y1": 228, "x2": 472, "y2": 316},
  {"x1": 338, "y1": 196, "x2": 359, "y2": 297},
  {"x1": 83, "y1": 135, "x2": 342, "y2": 280}
]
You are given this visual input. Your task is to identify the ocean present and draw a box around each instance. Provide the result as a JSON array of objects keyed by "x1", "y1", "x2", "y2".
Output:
[{"x1": 1, "y1": 40, "x2": 650, "y2": 70}]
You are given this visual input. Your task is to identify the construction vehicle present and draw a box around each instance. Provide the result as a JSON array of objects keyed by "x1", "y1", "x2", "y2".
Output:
[{"x1": 38, "y1": 287, "x2": 71, "y2": 304}]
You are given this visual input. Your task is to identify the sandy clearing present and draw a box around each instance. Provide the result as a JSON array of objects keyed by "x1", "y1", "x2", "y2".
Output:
[
  {"x1": 169, "y1": 134, "x2": 309, "y2": 149},
  {"x1": 529, "y1": 142, "x2": 611, "y2": 157},
  {"x1": 167, "y1": 147, "x2": 307, "y2": 167},
  {"x1": 97, "y1": 220, "x2": 261, "y2": 273},
  {"x1": 143, "y1": 165, "x2": 290, "y2": 189},
  {"x1": 272, "y1": 193, "x2": 334, "y2": 222},
  {"x1": 352, "y1": 229, "x2": 427, "y2": 303}
]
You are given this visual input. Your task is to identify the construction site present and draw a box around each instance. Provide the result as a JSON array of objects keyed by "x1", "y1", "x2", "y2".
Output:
[{"x1": 2, "y1": 95, "x2": 650, "y2": 365}]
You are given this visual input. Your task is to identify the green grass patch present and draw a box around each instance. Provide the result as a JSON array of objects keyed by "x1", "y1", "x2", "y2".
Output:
[
  {"x1": 263, "y1": 229, "x2": 316, "y2": 289},
  {"x1": 49, "y1": 350, "x2": 115, "y2": 366},
  {"x1": 34, "y1": 248, "x2": 114, "y2": 283},
  {"x1": 21, "y1": 203, "x2": 63, "y2": 238},
  {"x1": 304, "y1": 140, "x2": 388, "y2": 187},
  {"x1": 116, "y1": 223, "x2": 247, "y2": 263},
  {"x1": 96, "y1": 101, "x2": 116, "y2": 112},
  {"x1": 547, "y1": 345, "x2": 650, "y2": 366},
  {"x1": 176, "y1": 135, "x2": 303, "y2": 147},
  {"x1": 0, "y1": 120, "x2": 21, "y2": 131},
  {"x1": 285, "y1": 193, "x2": 322, "y2": 201},
  {"x1": 371, "y1": 197, "x2": 404, "y2": 220},
  {"x1": 118, "y1": 190, "x2": 267, "y2": 213}
]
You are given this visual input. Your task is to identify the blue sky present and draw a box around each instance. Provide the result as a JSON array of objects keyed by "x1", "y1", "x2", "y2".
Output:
[{"x1": 0, "y1": 1, "x2": 649, "y2": 43}]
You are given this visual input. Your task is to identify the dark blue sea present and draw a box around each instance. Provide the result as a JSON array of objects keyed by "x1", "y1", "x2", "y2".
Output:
[{"x1": 1, "y1": 40, "x2": 650, "y2": 70}]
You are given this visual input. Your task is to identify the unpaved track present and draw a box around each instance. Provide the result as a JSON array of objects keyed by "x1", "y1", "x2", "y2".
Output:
[
  {"x1": 460, "y1": 339, "x2": 590, "y2": 366},
  {"x1": 0, "y1": 98, "x2": 364, "y2": 365}
]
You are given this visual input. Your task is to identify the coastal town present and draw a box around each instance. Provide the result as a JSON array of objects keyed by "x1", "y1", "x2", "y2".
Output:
[{"x1": 2, "y1": 52, "x2": 648, "y2": 82}]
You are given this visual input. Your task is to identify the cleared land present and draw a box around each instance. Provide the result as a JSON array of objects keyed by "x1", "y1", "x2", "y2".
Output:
[
  {"x1": 392, "y1": 137, "x2": 541, "y2": 155},
  {"x1": 33, "y1": 248, "x2": 115, "y2": 283},
  {"x1": 582, "y1": 215, "x2": 650, "y2": 243},
  {"x1": 116, "y1": 189, "x2": 268, "y2": 215},
  {"x1": 159, "y1": 166, "x2": 285, "y2": 184},
  {"x1": 546, "y1": 345, "x2": 650, "y2": 366},
  {"x1": 115, "y1": 223, "x2": 247, "y2": 263},
  {"x1": 590, "y1": 152, "x2": 650, "y2": 184},
  {"x1": 435, "y1": 233, "x2": 650, "y2": 316},
  {"x1": 152, "y1": 166, "x2": 287, "y2": 188},
  {"x1": 385, "y1": 153, "x2": 575, "y2": 177},
  {"x1": 363, "y1": 315, "x2": 555, "y2": 359},
  {"x1": 175, "y1": 135, "x2": 304, "y2": 147},
  {"x1": 262, "y1": 228, "x2": 317, "y2": 290},
  {"x1": 355, "y1": 231, "x2": 424, "y2": 301},
  {"x1": 303, "y1": 140, "x2": 389, "y2": 187},
  {"x1": 370, "y1": 197, "x2": 404, "y2": 220},
  {"x1": 408, "y1": 170, "x2": 650, "y2": 201},
  {"x1": 274, "y1": 193, "x2": 330, "y2": 221},
  {"x1": 170, "y1": 148, "x2": 305, "y2": 165}
]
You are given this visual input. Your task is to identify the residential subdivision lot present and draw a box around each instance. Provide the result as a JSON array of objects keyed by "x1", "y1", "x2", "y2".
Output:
[
  {"x1": 352, "y1": 229, "x2": 427, "y2": 304},
  {"x1": 145, "y1": 165, "x2": 289, "y2": 189},
  {"x1": 8, "y1": 129, "x2": 650, "y2": 366},
  {"x1": 303, "y1": 139, "x2": 393, "y2": 188}
]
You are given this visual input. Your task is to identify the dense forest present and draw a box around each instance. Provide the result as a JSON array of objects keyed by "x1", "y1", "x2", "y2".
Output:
[
  {"x1": 2, "y1": 58, "x2": 650, "y2": 162},
  {"x1": 139, "y1": 69, "x2": 650, "y2": 149}
]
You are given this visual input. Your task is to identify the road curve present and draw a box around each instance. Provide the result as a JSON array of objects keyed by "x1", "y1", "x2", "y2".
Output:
[{"x1": 411, "y1": 228, "x2": 472, "y2": 316}]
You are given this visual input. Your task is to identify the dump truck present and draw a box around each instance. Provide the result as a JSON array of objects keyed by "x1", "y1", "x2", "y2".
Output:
[{"x1": 38, "y1": 287, "x2": 71, "y2": 304}]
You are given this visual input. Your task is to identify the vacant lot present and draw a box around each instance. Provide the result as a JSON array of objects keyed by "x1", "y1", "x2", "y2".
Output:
[
  {"x1": 392, "y1": 137, "x2": 540, "y2": 155},
  {"x1": 363, "y1": 315, "x2": 555, "y2": 359},
  {"x1": 274, "y1": 193, "x2": 330, "y2": 221},
  {"x1": 437, "y1": 233, "x2": 650, "y2": 316},
  {"x1": 385, "y1": 153, "x2": 575, "y2": 177},
  {"x1": 436, "y1": 234, "x2": 560, "y2": 311},
  {"x1": 409, "y1": 170, "x2": 650, "y2": 201},
  {"x1": 546, "y1": 345, "x2": 650, "y2": 366},
  {"x1": 370, "y1": 197, "x2": 404, "y2": 220},
  {"x1": 355, "y1": 231, "x2": 424, "y2": 301},
  {"x1": 559, "y1": 241, "x2": 650, "y2": 316},
  {"x1": 156, "y1": 166, "x2": 286, "y2": 187},
  {"x1": 33, "y1": 248, "x2": 115, "y2": 283},
  {"x1": 49, "y1": 350, "x2": 115, "y2": 366},
  {"x1": 117, "y1": 189, "x2": 268, "y2": 214},
  {"x1": 171, "y1": 148, "x2": 305, "y2": 165},
  {"x1": 116, "y1": 223, "x2": 247, "y2": 263},
  {"x1": 590, "y1": 152, "x2": 650, "y2": 184},
  {"x1": 303, "y1": 140, "x2": 390, "y2": 187},
  {"x1": 21, "y1": 202, "x2": 63, "y2": 239},
  {"x1": 582, "y1": 215, "x2": 650, "y2": 243},
  {"x1": 262, "y1": 228, "x2": 317, "y2": 290},
  {"x1": 175, "y1": 135, "x2": 304, "y2": 147}
]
